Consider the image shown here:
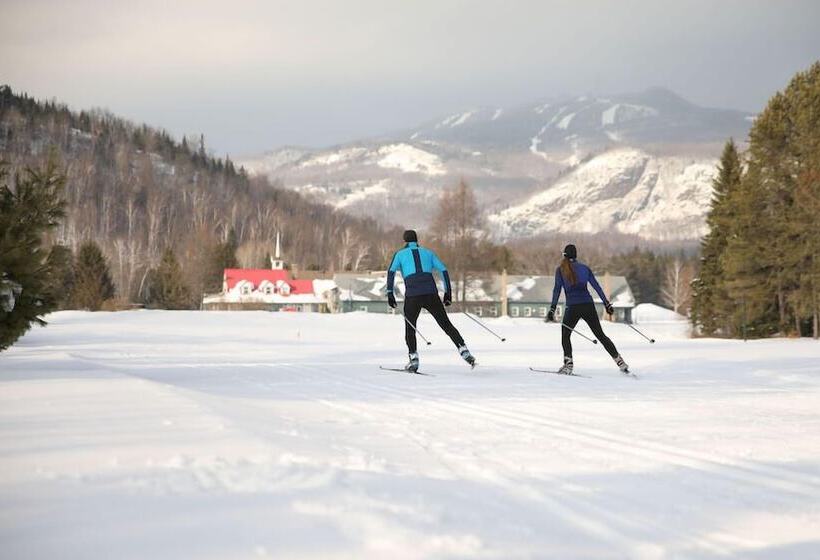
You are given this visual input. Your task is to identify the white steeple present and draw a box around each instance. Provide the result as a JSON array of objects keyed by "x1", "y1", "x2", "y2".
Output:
[{"x1": 271, "y1": 231, "x2": 285, "y2": 270}]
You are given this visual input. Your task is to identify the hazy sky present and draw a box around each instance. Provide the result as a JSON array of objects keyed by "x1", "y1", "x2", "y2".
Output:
[{"x1": 2, "y1": 0, "x2": 819, "y2": 155}]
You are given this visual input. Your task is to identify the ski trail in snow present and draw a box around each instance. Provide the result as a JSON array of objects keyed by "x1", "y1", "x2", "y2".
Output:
[
  {"x1": 295, "y1": 362, "x2": 820, "y2": 497},
  {"x1": 288, "y1": 363, "x2": 746, "y2": 556}
]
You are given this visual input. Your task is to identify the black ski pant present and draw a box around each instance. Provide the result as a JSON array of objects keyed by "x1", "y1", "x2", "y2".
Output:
[
  {"x1": 562, "y1": 302, "x2": 619, "y2": 359},
  {"x1": 403, "y1": 293, "x2": 465, "y2": 353}
]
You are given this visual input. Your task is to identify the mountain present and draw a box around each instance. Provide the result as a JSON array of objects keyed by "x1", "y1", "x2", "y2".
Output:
[
  {"x1": 241, "y1": 88, "x2": 752, "y2": 243},
  {"x1": 489, "y1": 148, "x2": 716, "y2": 242}
]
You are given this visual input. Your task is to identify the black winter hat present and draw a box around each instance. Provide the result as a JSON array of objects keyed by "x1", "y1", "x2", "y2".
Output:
[
  {"x1": 403, "y1": 230, "x2": 418, "y2": 243},
  {"x1": 562, "y1": 244, "x2": 577, "y2": 259}
]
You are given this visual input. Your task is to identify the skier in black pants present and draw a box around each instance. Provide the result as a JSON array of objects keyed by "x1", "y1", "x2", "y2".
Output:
[
  {"x1": 387, "y1": 230, "x2": 475, "y2": 372},
  {"x1": 547, "y1": 244, "x2": 629, "y2": 375}
]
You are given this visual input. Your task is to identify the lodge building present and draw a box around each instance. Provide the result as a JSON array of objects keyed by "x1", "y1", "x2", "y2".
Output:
[{"x1": 202, "y1": 236, "x2": 635, "y2": 321}]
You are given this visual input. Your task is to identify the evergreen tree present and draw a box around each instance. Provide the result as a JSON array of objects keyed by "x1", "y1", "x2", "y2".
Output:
[
  {"x1": 782, "y1": 63, "x2": 820, "y2": 337},
  {"x1": 0, "y1": 161, "x2": 67, "y2": 351},
  {"x1": 721, "y1": 167, "x2": 778, "y2": 338},
  {"x1": 608, "y1": 247, "x2": 663, "y2": 304},
  {"x1": 72, "y1": 240, "x2": 115, "y2": 310},
  {"x1": 44, "y1": 244, "x2": 75, "y2": 310},
  {"x1": 146, "y1": 248, "x2": 192, "y2": 309},
  {"x1": 691, "y1": 139, "x2": 742, "y2": 335},
  {"x1": 204, "y1": 229, "x2": 239, "y2": 293}
]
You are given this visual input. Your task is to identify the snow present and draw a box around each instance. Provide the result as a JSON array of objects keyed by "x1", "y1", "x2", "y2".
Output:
[
  {"x1": 449, "y1": 110, "x2": 476, "y2": 127},
  {"x1": 529, "y1": 124, "x2": 550, "y2": 160},
  {"x1": 436, "y1": 111, "x2": 476, "y2": 129},
  {"x1": 632, "y1": 303, "x2": 687, "y2": 323},
  {"x1": 601, "y1": 104, "x2": 660, "y2": 127},
  {"x1": 490, "y1": 148, "x2": 718, "y2": 242},
  {"x1": 556, "y1": 112, "x2": 576, "y2": 130},
  {"x1": 299, "y1": 147, "x2": 367, "y2": 168},
  {"x1": 2, "y1": 311, "x2": 820, "y2": 559},
  {"x1": 335, "y1": 180, "x2": 390, "y2": 209},
  {"x1": 376, "y1": 144, "x2": 446, "y2": 176},
  {"x1": 491, "y1": 108, "x2": 503, "y2": 120}
]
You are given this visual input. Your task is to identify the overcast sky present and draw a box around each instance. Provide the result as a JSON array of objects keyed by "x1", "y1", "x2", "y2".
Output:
[{"x1": 2, "y1": 0, "x2": 819, "y2": 155}]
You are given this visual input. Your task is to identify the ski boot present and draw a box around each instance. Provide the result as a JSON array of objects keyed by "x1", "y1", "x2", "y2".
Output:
[
  {"x1": 557, "y1": 356, "x2": 574, "y2": 376},
  {"x1": 614, "y1": 355, "x2": 629, "y2": 374},
  {"x1": 405, "y1": 352, "x2": 420, "y2": 373},
  {"x1": 458, "y1": 345, "x2": 476, "y2": 369}
]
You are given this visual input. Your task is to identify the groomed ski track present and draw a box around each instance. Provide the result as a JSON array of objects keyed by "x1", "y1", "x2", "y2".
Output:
[{"x1": 2, "y1": 311, "x2": 819, "y2": 559}]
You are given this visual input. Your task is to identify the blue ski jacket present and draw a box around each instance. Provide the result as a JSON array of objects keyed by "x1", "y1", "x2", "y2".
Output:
[
  {"x1": 387, "y1": 242, "x2": 452, "y2": 298},
  {"x1": 550, "y1": 261, "x2": 610, "y2": 309}
]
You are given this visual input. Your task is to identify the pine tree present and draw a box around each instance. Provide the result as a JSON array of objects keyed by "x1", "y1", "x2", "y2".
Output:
[
  {"x1": 203, "y1": 229, "x2": 239, "y2": 293},
  {"x1": 146, "y1": 248, "x2": 192, "y2": 310},
  {"x1": 721, "y1": 167, "x2": 777, "y2": 338},
  {"x1": 782, "y1": 62, "x2": 820, "y2": 336},
  {"x1": 72, "y1": 240, "x2": 115, "y2": 310},
  {"x1": 44, "y1": 244, "x2": 75, "y2": 310},
  {"x1": 691, "y1": 139, "x2": 742, "y2": 335},
  {"x1": 0, "y1": 161, "x2": 67, "y2": 351}
]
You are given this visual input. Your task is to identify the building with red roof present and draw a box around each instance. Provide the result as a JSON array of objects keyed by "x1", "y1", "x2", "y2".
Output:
[{"x1": 202, "y1": 233, "x2": 338, "y2": 312}]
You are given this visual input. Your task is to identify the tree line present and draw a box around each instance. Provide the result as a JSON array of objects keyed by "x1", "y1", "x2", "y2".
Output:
[
  {"x1": 0, "y1": 85, "x2": 397, "y2": 311},
  {"x1": 691, "y1": 62, "x2": 820, "y2": 338}
]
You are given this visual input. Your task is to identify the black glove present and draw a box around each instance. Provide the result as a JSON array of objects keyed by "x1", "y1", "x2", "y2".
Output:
[
  {"x1": 388, "y1": 292, "x2": 397, "y2": 308},
  {"x1": 547, "y1": 308, "x2": 555, "y2": 322},
  {"x1": 443, "y1": 292, "x2": 452, "y2": 306},
  {"x1": 605, "y1": 302, "x2": 614, "y2": 315}
]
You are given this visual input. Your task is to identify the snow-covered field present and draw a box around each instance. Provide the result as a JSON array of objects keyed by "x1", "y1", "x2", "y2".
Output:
[{"x1": 2, "y1": 311, "x2": 819, "y2": 559}]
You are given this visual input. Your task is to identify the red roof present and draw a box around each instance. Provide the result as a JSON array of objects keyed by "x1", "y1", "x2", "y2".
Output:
[{"x1": 223, "y1": 269, "x2": 314, "y2": 295}]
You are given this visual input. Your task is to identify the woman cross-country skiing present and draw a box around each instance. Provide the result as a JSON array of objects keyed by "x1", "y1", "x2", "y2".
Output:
[
  {"x1": 387, "y1": 229, "x2": 476, "y2": 372},
  {"x1": 547, "y1": 244, "x2": 629, "y2": 375}
]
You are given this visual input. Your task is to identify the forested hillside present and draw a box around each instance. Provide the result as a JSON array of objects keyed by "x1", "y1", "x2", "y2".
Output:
[{"x1": 0, "y1": 86, "x2": 396, "y2": 304}]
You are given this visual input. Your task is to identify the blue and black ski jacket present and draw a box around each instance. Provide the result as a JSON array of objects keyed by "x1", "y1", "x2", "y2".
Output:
[
  {"x1": 387, "y1": 242, "x2": 451, "y2": 298},
  {"x1": 550, "y1": 261, "x2": 610, "y2": 309}
]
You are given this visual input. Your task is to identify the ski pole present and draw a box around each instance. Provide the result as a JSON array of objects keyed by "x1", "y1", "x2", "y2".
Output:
[
  {"x1": 628, "y1": 323, "x2": 656, "y2": 343},
  {"x1": 461, "y1": 311, "x2": 506, "y2": 342},
  {"x1": 402, "y1": 312, "x2": 432, "y2": 345},
  {"x1": 561, "y1": 322, "x2": 598, "y2": 344}
]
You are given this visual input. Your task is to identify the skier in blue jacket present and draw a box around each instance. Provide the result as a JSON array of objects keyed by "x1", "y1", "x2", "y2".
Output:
[
  {"x1": 547, "y1": 244, "x2": 629, "y2": 375},
  {"x1": 387, "y1": 230, "x2": 475, "y2": 372}
]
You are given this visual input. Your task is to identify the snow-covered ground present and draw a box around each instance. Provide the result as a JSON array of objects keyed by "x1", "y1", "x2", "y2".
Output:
[{"x1": 2, "y1": 311, "x2": 819, "y2": 559}]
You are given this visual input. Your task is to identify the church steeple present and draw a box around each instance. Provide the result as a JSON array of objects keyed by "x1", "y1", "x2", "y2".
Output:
[{"x1": 270, "y1": 231, "x2": 285, "y2": 270}]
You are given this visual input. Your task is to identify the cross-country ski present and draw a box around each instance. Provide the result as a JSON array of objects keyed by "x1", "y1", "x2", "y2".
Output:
[
  {"x1": 379, "y1": 365, "x2": 436, "y2": 376},
  {"x1": 529, "y1": 367, "x2": 591, "y2": 378}
]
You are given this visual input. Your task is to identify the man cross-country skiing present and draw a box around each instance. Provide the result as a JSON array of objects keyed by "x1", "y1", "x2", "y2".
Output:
[
  {"x1": 387, "y1": 230, "x2": 476, "y2": 372},
  {"x1": 547, "y1": 244, "x2": 629, "y2": 375}
]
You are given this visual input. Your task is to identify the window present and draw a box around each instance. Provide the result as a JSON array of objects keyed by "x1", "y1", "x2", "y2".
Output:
[
  {"x1": 524, "y1": 307, "x2": 532, "y2": 317},
  {"x1": 358, "y1": 305, "x2": 368, "y2": 312},
  {"x1": 473, "y1": 307, "x2": 483, "y2": 317},
  {"x1": 241, "y1": 284, "x2": 251, "y2": 295},
  {"x1": 538, "y1": 307, "x2": 547, "y2": 317},
  {"x1": 264, "y1": 285, "x2": 273, "y2": 295},
  {"x1": 488, "y1": 306, "x2": 498, "y2": 317},
  {"x1": 511, "y1": 307, "x2": 520, "y2": 317}
]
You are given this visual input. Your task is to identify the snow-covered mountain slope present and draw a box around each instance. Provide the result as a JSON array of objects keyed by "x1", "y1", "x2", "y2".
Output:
[
  {"x1": 489, "y1": 149, "x2": 716, "y2": 241},
  {"x1": 240, "y1": 88, "x2": 750, "y2": 242}
]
